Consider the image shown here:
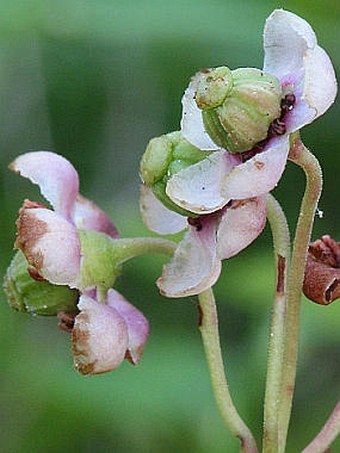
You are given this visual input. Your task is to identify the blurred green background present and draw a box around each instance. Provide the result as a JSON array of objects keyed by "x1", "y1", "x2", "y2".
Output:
[{"x1": 1, "y1": 0, "x2": 339, "y2": 452}]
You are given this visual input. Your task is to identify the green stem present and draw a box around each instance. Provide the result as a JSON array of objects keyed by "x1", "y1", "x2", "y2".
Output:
[
  {"x1": 278, "y1": 133, "x2": 323, "y2": 451},
  {"x1": 111, "y1": 237, "x2": 177, "y2": 263},
  {"x1": 302, "y1": 401, "x2": 340, "y2": 453},
  {"x1": 198, "y1": 289, "x2": 258, "y2": 453},
  {"x1": 262, "y1": 194, "x2": 290, "y2": 453}
]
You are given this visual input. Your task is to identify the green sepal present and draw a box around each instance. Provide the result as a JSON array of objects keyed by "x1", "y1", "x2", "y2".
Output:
[
  {"x1": 78, "y1": 230, "x2": 122, "y2": 293},
  {"x1": 3, "y1": 251, "x2": 79, "y2": 316}
]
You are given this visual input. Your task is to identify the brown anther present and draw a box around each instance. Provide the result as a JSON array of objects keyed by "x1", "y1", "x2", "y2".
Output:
[
  {"x1": 269, "y1": 119, "x2": 286, "y2": 136},
  {"x1": 188, "y1": 217, "x2": 203, "y2": 231},
  {"x1": 58, "y1": 311, "x2": 77, "y2": 332},
  {"x1": 303, "y1": 235, "x2": 340, "y2": 305},
  {"x1": 27, "y1": 267, "x2": 46, "y2": 282}
]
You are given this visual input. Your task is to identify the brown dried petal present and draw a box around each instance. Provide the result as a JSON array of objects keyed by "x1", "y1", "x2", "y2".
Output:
[{"x1": 303, "y1": 236, "x2": 340, "y2": 305}]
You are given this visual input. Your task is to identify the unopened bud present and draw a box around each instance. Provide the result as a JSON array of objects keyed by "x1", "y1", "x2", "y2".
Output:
[
  {"x1": 3, "y1": 251, "x2": 78, "y2": 315},
  {"x1": 196, "y1": 67, "x2": 282, "y2": 153}
]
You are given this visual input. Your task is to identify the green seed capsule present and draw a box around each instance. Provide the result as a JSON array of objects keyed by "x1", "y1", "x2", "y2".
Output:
[
  {"x1": 196, "y1": 67, "x2": 282, "y2": 153},
  {"x1": 140, "y1": 131, "x2": 211, "y2": 216}
]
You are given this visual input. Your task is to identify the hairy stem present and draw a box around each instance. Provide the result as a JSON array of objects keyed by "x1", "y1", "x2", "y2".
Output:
[
  {"x1": 278, "y1": 133, "x2": 323, "y2": 451},
  {"x1": 262, "y1": 194, "x2": 290, "y2": 453},
  {"x1": 198, "y1": 289, "x2": 258, "y2": 453}
]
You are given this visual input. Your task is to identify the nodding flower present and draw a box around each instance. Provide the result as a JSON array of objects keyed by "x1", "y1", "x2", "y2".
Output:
[{"x1": 11, "y1": 151, "x2": 149, "y2": 375}]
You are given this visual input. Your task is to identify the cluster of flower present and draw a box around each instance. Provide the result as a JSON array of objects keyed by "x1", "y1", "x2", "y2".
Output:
[{"x1": 3, "y1": 10, "x2": 337, "y2": 376}]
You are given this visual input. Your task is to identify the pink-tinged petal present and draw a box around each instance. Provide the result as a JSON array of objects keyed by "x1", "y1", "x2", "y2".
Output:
[
  {"x1": 217, "y1": 197, "x2": 267, "y2": 259},
  {"x1": 16, "y1": 203, "x2": 81, "y2": 287},
  {"x1": 166, "y1": 151, "x2": 241, "y2": 214},
  {"x1": 221, "y1": 135, "x2": 289, "y2": 200},
  {"x1": 264, "y1": 10, "x2": 337, "y2": 131},
  {"x1": 140, "y1": 185, "x2": 187, "y2": 235},
  {"x1": 181, "y1": 72, "x2": 220, "y2": 151},
  {"x1": 73, "y1": 194, "x2": 119, "y2": 238},
  {"x1": 72, "y1": 295, "x2": 129, "y2": 375},
  {"x1": 157, "y1": 218, "x2": 222, "y2": 297},
  {"x1": 107, "y1": 289, "x2": 149, "y2": 365},
  {"x1": 10, "y1": 151, "x2": 79, "y2": 221},
  {"x1": 263, "y1": 9, "x2": 316, "y2": 84}
]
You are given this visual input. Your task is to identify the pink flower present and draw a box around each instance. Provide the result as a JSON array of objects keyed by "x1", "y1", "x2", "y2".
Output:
[
  {"x1": 72, "y1": 289, "x2": 149, "y2": 375},
  {"x1": 140, "y1": 10, "x2": 336, "y2": 298},
  {"x1": 174, "y1": 9, "x2": 337, "y2": 214},
  {"x1": 141, "y1": 185, "x2": 266, "y2": 297},
  {"x1": 12, "y1": 151, "x2": 149, "y2": 374}
]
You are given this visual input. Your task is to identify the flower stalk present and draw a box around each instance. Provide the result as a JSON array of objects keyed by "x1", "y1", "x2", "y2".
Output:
[
  {"x1": 302, "y1": 401, "x2": 340, "y2": 453},
  {"x1": 278, "y1": 133, "x2": 323, "y2": 451},
  {"x1": 198, "y1": 288, "x2": 258, "y2": 453},
  {"x1": 262, "y1": 194, "x2": 290, "y2": 453}
]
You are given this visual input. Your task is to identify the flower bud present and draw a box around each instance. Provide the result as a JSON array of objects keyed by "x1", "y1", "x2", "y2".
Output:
[
  {"x1": 196, "y1": 67, "x2": 282, "y2": 153},
  {"x1": 303, "y1": 235, "x2": 340, "y2": 305},
  {"x1": 3, "y1": 251, "x2": 79, "y2": 315},
  {"x1": 140, "y1": 131, "x2": 210, "y2": 216}
]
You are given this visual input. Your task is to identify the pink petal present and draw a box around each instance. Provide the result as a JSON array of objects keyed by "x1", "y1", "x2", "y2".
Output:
[
  {"x1": 221, "y1": 135, "x2": 289, "y2": 201},
  {"x1": 140, "y1": 185, "x2": 187, "y2": 235},
  {"x1": 16, "y1": 204, "x2": 81, "y2": 288},
  {"x1": 166, "y1": 151, "x2": 241, "y2": 214},
  {"x1": 180, "y1": 72, "x2": 220, "y2": 151},
  {"x1": 217, "y1": 196, "x2": 267, "y2": 259},
  {"x1": 264, "y1": 10, "x2": 337, "y2": 131},
  {"x1": 72, "y1": 295, "x2": 129, "y2": 375},
  {"x1": 157, "y1": 218, "x2": 222, "y2": 297},
  {"x1": 10, "y1": 151, "x2": 79, "y2": 221},
  {"x1": 107, "y1": 289, "x2": 149, "y2": 365},
  {"x1": 73, "y1": 194, "x2": 119, "y2": 238}
]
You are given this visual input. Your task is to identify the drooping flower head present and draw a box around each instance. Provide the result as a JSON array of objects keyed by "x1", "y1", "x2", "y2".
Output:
[
  {"x1": 7, "y1": 151, "x2": 149, "y2": 375},
  {"x1": 140, "y1": 9, "x2": 337, "y2": 298},
  {"x1": 140, "y1": 133, "x2": 267, "y2": 297},
  {"x1": 176, "y1": 9, "x2": 337, "y2": 214}
]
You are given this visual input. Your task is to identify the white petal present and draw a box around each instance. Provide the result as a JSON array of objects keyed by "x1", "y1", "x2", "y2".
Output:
[
  {"x1": 264, "y1": 10, "x2": 337, "y2": 131},
  {"x1": 10, "y1": 151, "x2": 79, "y2": 221},
  {"x1": 72, "y1": 295, "x2": 129, "y2": 375},
  {"x1": 180, "y1": 72, "x2": 220, "y2": 151},
  {"x1": 263, "y1": 9, "x2": 316, "y2": 82},
  {"x1": 301, "y1": 45, "x2": 337, "y2": 121},
  {"x1": 166, "y1": 151, "x2": 240, "y2": 214},
  {"x1": 157, "y1": 218, "x2": 222, "y2": 297},
  {"x1": 73, "y1": 194, "x2": 119, "y2": 238},
  {"x1": 221, "y1": 135, "x2": 289, "y2": 200},
  {"x1": 217, "y1": 197, "x2": 267, "y2": 259},
  {"x1": 16, "y1": 206, "x2": 81, "y2": 288},
  {"x1": 107, "y1": 289, "x2": 149, "y2": 365},
  {"x1": 140, "y1": 185, "x2": 187, "y2": 235}
]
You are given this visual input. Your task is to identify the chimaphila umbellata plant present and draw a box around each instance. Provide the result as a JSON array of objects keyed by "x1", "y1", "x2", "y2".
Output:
[{"x1": 3, "y1": 8, "x2": 339, "y2": 453}]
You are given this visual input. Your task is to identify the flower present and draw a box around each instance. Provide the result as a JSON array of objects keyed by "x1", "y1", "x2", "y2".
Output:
[
  {"x1": 11, "y1": 151, "x2": 149, "y2": 374},
  {"x1": 140, "y1": 10, "x2": 337, "y2": 298},
  {"x1": 140, "y1": 184, "x2": 266, "y2": 297},
  {"x1": 72, "y1": 289, "x2": 149, "y2": 375},
  {"x1": 303, "y1": 235, "x2": 340, "y2": 305},
  {"x1": 171, "y1": 9, "x2": 337, "y2": 215}
]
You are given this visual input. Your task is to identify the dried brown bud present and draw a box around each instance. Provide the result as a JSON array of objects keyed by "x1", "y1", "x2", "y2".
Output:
[{"x1": 303, "y1": 235, "x2": 340, "y2": 305}]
